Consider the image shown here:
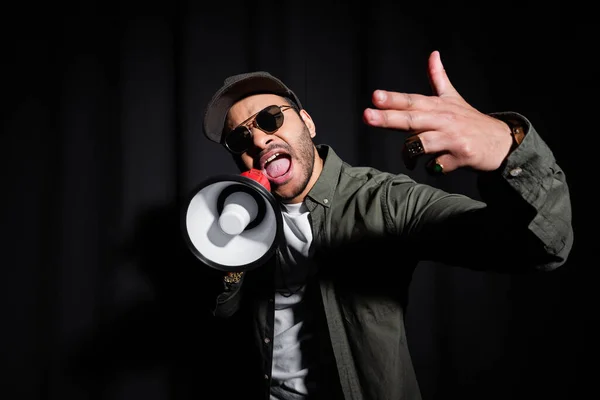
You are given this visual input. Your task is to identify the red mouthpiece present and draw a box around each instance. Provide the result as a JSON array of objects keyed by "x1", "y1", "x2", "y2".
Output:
[{"x1": 241, "y1": 169, "x2": 271, "y2": 192}]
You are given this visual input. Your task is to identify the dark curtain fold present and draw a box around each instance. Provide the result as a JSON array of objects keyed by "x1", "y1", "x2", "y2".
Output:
[{"x1": 1, "y1": 1, "x2": 592, "y2": 399}]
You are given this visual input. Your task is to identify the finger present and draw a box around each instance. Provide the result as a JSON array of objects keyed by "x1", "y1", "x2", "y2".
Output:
[
  {"x1": 413, "y1": 130, "x2": 455, "y2": 155},
  {"x1": 401, "y1": 130, "x2": 453, "y2": 170},
  {"x1": 427, "y1": 50, "x2": 460, "y2": 99},
  {"x1": 370, "y1": 90, "x2": 439, "y2": 112},
  {"x1": 363, "y1": 108, "x2": 455, "y2": 133},
  {"x1": 426, "y1": 153, "x2": 457, "y2": 175}
]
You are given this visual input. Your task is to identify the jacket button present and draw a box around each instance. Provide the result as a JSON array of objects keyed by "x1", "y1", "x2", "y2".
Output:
[
  {"x1": 264, "y1": 337, "x2": 271, "y2": 344},
  {"x1": 509, "y1": 167, "x2": 522, "y2": 177}
]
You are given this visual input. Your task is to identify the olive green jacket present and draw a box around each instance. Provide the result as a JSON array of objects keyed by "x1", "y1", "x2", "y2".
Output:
[{"x1": 211, "y1": 112, "x2": 573, "y2": 400}]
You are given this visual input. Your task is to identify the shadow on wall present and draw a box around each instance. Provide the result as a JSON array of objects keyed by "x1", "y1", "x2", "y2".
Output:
[{"x1": 64, "y1": 201, "x2": 233, "y2": 397}]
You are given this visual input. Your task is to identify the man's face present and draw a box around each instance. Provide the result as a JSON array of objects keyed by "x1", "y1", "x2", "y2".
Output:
[{"x1": 225, "y1": 94, "x2": 321, "y2": 203}]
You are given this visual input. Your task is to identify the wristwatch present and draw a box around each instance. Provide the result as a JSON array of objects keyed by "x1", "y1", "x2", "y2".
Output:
[{"x1": 505, "y1": 118, "x2": 526, "y2": 152}]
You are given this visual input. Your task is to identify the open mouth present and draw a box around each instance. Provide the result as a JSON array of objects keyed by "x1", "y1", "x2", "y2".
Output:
[{"x1": 263, "y1": 152, "x2": 292, "y2": 183}]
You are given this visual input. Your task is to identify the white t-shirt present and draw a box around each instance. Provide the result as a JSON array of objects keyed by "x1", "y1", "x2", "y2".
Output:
[{"x1": 271, "y1": 202, "x2": 316, "y2": 399}]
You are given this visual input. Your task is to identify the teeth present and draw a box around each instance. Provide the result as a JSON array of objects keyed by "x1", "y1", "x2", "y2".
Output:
[{"x1": 266, "y1": 153, "x2": 280, "y2": 164}]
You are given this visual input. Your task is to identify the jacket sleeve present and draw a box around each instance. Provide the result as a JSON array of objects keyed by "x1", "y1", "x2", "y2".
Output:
[
  {"x1": 485, "y1": 112, "x2": 573, "y2": 268},
  {"x1": 211, "y1": 272, "x2": 245, "y2": 318},
  {"x1": 388, "y1": 112, "x2": 573, "y2": 272}
]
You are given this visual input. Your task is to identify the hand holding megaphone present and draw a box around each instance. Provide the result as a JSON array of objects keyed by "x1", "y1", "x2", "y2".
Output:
[{"x1": 182, "y1": 169, "x2": 283, "y2": 272}]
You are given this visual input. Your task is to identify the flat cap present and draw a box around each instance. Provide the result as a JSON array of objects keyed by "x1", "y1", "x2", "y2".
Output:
[{"x1": 202, "y1": 71, "x2": 302, "y2": 144}]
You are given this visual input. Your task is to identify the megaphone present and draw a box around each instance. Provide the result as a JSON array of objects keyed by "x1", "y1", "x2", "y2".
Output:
[{"x1": 182, "y1": 168, "x2": 283, "y2": 272}]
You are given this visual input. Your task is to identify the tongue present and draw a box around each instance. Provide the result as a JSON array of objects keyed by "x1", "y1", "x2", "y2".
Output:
[{"x1": 265, "y1": 157, "x2": 290, "y2": 178}]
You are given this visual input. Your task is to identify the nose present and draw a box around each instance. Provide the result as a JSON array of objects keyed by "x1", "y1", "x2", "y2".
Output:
[{"x1": 250, "y1": 127, "x2": 274, "y2": 150}]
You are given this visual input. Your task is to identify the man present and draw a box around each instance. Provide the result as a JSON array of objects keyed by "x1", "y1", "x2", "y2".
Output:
[{"x1": 198, "y1": 50, "x2": 573, "y2": 399}]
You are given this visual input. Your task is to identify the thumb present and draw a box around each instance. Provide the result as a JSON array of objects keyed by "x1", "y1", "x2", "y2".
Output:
[{"x1": 428, "y1": 50, "x2": 460, "y2": 98}]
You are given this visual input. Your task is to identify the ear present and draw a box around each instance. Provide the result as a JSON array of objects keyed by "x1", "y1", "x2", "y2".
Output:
[{"x1": 299, "y1": 109, "x2": 316, "y2": 138}]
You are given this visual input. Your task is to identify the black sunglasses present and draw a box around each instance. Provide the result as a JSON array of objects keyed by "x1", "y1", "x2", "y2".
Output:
[{"x1": 224, "y1": 104, "x2": 293, "y2": 154}]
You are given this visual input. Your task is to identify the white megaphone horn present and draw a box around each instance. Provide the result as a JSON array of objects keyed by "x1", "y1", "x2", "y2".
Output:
[{"x1": 182, "y1": 168, "x2": 283, "y2": 272}]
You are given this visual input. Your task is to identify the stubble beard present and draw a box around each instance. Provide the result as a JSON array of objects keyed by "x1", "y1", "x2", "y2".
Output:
[{"x1": 272, "y1": 126, "x2": 315, "y2": 203}]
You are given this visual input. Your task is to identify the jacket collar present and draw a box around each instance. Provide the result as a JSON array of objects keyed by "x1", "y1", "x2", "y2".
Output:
[{"x1": 305, "y1": 144, "x2": 342, "y2": 209}]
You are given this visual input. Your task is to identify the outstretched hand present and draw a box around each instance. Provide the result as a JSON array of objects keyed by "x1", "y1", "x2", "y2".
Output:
[{"x1": 363, "y1": 50, "x2": 513, "y2": 174}]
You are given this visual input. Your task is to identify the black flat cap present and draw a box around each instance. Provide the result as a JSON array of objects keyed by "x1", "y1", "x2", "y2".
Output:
[{"x1": 202, "y1": 71, "x2": 303, "y2": 144}]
